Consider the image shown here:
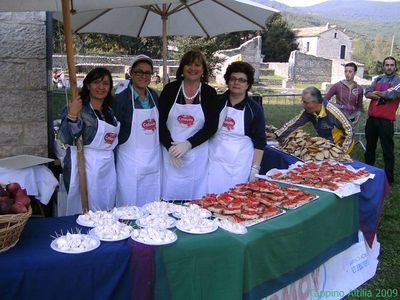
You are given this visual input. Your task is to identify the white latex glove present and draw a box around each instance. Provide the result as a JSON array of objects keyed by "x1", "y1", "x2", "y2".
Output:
[
  {"x1": 171, "y1": 157, "x2": 183, "y2": 168},
  {"x1": 168, "y1": 146, "x2": 177, "y2": 158},
  {"x1": 170, "y1": 140, "x2": 192, "y2": 159},
  {"x1": 249, "y1": 166, "x2": 260, "y2": 182}
]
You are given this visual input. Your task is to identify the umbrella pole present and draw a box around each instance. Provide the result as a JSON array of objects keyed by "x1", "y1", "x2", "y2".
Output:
[
  {"x1": 61, "y1": 0, "x2": 89, "y2": 213},
  {"x1": 162, "y1": 6, "x2": 168, "y2": 86}
]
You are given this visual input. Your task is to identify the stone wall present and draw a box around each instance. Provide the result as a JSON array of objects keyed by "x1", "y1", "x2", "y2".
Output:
[
  {"x1": 330, "y1": 59, "x2": 365, "y2": 83},
  {"x1": 54, "y1": 54, "x2": 179, "y2": 76},
  {"x1": 288, "y1": 51, "x2": 332, "y2": 83},
  {"x1": 0, "y1": 12, "x2": 48, "y2": 158},
  {"x1": 215, "y1": 36, "x2": 262, "y2": 84},
  {"x1": 266, "y1": 62, "x2": 289, "y2": 79}
]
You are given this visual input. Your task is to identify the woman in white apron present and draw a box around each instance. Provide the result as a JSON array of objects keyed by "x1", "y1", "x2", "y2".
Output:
[
  {"x1": 114, "y1": 55, "x2": 161, "y2": 207},
  {"x1": 208, "y1": 61, "x2": 266, "y2": 194},
  {"x1": 159, "y1": 51, "x2": 219, "y2": 200},
  {"x1": 59, "y1": 67, "x2": 120, "y2": 215}
]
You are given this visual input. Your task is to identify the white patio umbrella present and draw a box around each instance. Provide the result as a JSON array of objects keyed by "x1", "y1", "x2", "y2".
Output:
[
  {"x1": 0, "y1": 0, "x2": 172, "y2": 12},
  {"x1": 0, "y1": 0, "x2": 278, "y2": 208},
  {"x1": 52, "y1": 0, "x2": 279, "y2": 83},
  {"x1": 0, "y1": 0, "x2": 171, "y2": 211}
]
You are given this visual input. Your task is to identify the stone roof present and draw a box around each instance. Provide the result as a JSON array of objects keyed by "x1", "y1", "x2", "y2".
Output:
[{"x1": 293, "y1": 23, "x2": 339, "y2": 37}]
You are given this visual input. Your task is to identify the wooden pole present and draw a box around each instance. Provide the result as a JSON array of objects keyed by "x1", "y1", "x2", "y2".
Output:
[
  {"x1": 61, "y1": 0, "x2": 89, "y2": 212},
  {"x1": 162, "y1": 4, "x2": 168, "y2": 86}
]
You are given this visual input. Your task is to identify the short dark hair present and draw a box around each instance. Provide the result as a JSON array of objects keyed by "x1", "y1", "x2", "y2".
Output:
[
  {"x1": 302, "y1": 86, "x2": 323, "y2": 103},
  {"x1": 80, "y1": 67, "x2": 113, "y2": 109},
  {"x1": 383, "y1": 56, "x2": 397, "y2": 68},
  {"x1": 223, "y1": 61, "x2": 255, "y2": 91},
  {"x1": 176, "y1": 50, "x2": 209, "y2": 83},
  {"x1": 344, "y1": 62, "x2": 357, "y2": 72}
]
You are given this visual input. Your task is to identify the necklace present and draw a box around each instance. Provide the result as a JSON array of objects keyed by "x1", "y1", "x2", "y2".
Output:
[{"x1": 182, "y1": 82, "x2": 201, "y2": 102}]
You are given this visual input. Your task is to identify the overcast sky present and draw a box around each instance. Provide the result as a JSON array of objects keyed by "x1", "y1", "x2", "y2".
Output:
[{"x1": 274, "y1": 0, "x2": 400, "y2": 7}]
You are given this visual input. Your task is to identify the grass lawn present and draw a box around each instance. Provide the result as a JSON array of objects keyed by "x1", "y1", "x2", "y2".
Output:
[
  {"x1": 347, "y1": 138, "x2": 400, "y2": 298},
  {"x1": 259, "y1": 74, "x2": 286, "y2": 80}
]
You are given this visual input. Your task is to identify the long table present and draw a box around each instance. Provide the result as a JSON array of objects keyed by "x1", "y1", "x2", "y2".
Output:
[
  {"x1": 1, "y1": 188, "x2": 359, "y2": 300},
  {"x1": 260, "y1": 145, "x2": 389, "y2": 247}
]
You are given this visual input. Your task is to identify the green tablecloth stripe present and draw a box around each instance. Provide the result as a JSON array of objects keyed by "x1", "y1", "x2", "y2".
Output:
[
  {"x1": 244, "y1": 231, "x2": 358, "y2": 300},
  {"x1": 155, "y1": 191, "x2": 358, "y2": 300}
]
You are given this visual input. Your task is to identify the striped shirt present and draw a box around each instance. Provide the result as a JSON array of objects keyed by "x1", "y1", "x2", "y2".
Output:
[{"x1": 275, "y1": 100, "x2": 354, "y2": 154}]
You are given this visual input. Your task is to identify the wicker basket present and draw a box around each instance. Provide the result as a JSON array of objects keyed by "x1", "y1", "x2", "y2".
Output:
[{"x1": 0, "y1": 206, "x2": 32, "y2": 252}]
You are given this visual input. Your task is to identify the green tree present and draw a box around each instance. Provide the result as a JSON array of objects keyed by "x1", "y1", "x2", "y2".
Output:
[
  {"x1": 214, "y1": 31, "x2": 257, "y2": 50},
  {"x1": 261, "y1": 13, "x2": 298, "y2": 62},
  {"x1": 171, "y1": 36, "x2": 225, "y2": 75},
  {"x1": 52, "y1": 19, "x2": 162, "y2": 57}
]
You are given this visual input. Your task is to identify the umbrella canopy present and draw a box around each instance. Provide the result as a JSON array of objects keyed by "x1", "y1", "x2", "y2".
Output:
[
  {"x1": 0, "y1": 0, "x2": 172, "y2": 12},
  {"x1": 60, "y1": 0, "x2": 278, "y2": 38},
  {"x1": 53, "y1": 0, "x2": 279, "y2": 83}
]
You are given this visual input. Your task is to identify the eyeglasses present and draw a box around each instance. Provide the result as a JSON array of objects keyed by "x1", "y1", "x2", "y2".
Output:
[
  {"x1": 132, "y1": 70, "x2": 152, "y2": 77},
  {"x1": 228, "y1": 76, "x2": 247, "y2": 83}
]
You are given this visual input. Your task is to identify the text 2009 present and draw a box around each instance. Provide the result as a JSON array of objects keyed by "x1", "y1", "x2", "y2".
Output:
[{"x1": 375, "y1": 288, "x2": 398, "y2": 298}]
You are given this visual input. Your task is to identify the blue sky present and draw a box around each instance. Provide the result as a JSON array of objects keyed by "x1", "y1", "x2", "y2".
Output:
[{"x1": 274, "y1": 0, "x2": 400, "y2": 7}]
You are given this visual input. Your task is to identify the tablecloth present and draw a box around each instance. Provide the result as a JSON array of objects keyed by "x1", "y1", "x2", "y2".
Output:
[
  {"x1": 0, "y1": 216, "x2": 132, "y2": 300},
  {"x1": 0, "y1": 165, "x2": 58, "y2": 205},
  {"x1": 145, "y1": 189, "x2": 358, "y2": 299},
  {"x1": 0, "y1": 190, "x2": 358, "y2": 300},
  {"x1": 260, "y1": 145, "x2": 389, "y2": 247}
]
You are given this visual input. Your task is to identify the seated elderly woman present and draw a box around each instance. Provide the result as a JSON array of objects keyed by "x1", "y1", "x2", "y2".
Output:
[
  {"x1": 268, "y1": 86, "x2": 354, "y2": 154},
  {"x1": 208, "y1": 61, "x2": 266, "y2": 194}
]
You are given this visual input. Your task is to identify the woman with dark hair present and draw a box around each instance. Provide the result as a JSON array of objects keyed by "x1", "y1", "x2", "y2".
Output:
[
  {"x1": 59, "y1": 67, "x2": 120, "y2": 214},
  {"x1": 208, "y1": 61, "x2": 266, "y2": 194},
  {"x1": 159, "y1": 50, "x2": 219, "y2": 200},
  {"x1": 113, "y1": 55, "x2": 160, "y2": 207}
]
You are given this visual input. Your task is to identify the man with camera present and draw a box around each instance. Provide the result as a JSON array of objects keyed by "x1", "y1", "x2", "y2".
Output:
[{"x1": 364, "y1": 56, "x2": 400, "y2": 185}]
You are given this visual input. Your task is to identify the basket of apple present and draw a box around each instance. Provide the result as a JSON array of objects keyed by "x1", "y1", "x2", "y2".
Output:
[{"x1": 0, "y1": 183, "x2": 32, "y2": 252}]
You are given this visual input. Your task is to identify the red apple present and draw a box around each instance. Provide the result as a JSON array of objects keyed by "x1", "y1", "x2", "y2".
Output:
[
  {"x1": 0, "y1": 186, "x2": 7, "y2": 197},
  {"x1": 10, "y1": 202, "x2": 28, "y2": 214},
  {"x1": 0, "y1": 196, "x2": 14, "y2": 214},
  {"x1": 15, "y1": 190, "x2": 31, "y2": 207},
  {"x1": 6, "y1": 183, "x2": 21, "y2": 196}
]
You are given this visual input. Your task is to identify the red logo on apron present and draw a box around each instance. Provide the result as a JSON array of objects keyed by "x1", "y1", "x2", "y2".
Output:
[
  {"x1": 177, "y1": 114, "x2": 194, "y2": 127},
  {"x1": 104, "y1": 132, "x2": 117, "y2": 144},
  {"x1": 223, "y1": 117, "x2": 235, "y2": 131},
  {"x1": 142, "y1": 119, "x2": 157, "y2": 133}
]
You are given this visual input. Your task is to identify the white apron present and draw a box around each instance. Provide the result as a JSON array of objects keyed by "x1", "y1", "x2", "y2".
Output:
[
  {"x1": 161, "y1": 84, "x2": 208, "y2": 200},
  {"x1": 116, "y1": 87, "x2": 161, "y2": 207},
  {"x1": 66, "y1": 108, "x2": 120, "y2": 215},
  {"x1": 208, "y1": 104, "x2": 253, "y2": 194}
]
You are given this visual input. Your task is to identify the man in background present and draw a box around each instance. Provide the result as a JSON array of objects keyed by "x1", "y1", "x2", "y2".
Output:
[
  {"x1": 325, "y1": 62, "x2": 364, "y2": 126},
  {"x1": 364, "y1": 56, "x2": 400, "y2": 185},
  {"x1": 268, "y1": 86, "x2": 354, "y2": 154}
]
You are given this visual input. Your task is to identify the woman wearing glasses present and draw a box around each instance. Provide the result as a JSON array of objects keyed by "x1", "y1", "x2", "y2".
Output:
[
  {"x1": 208, "y1": 61, "x2": 266, "y2": 194},
  {"x1": 159, "y1": 50, "x2": 219, "y2": 200},
  {"x1": 113, "y1": 55, "x2": 161, "y2": 207}
]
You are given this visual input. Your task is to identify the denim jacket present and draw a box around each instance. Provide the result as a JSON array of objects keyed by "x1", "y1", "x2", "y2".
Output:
[
  {"x1": 59, "y1": 101, "x2": 118, "y2": 146},
  {"x1": 58, "y1": 100, "x2": 118, "y2": 191}
]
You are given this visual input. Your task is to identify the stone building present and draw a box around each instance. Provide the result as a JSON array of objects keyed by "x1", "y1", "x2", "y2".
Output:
[
  {"x1": 288, "y1": 50, "x2": 332, "y2": 83},
  {"x1": 215, "y1": 36, "x2": 262, "y2": 85},
  {"x1": 293, "y1": 23, "x2": 352, "y2": 61},
  {"x1": 0, "y1": 12, "x2": 49, "y2": 158}
]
